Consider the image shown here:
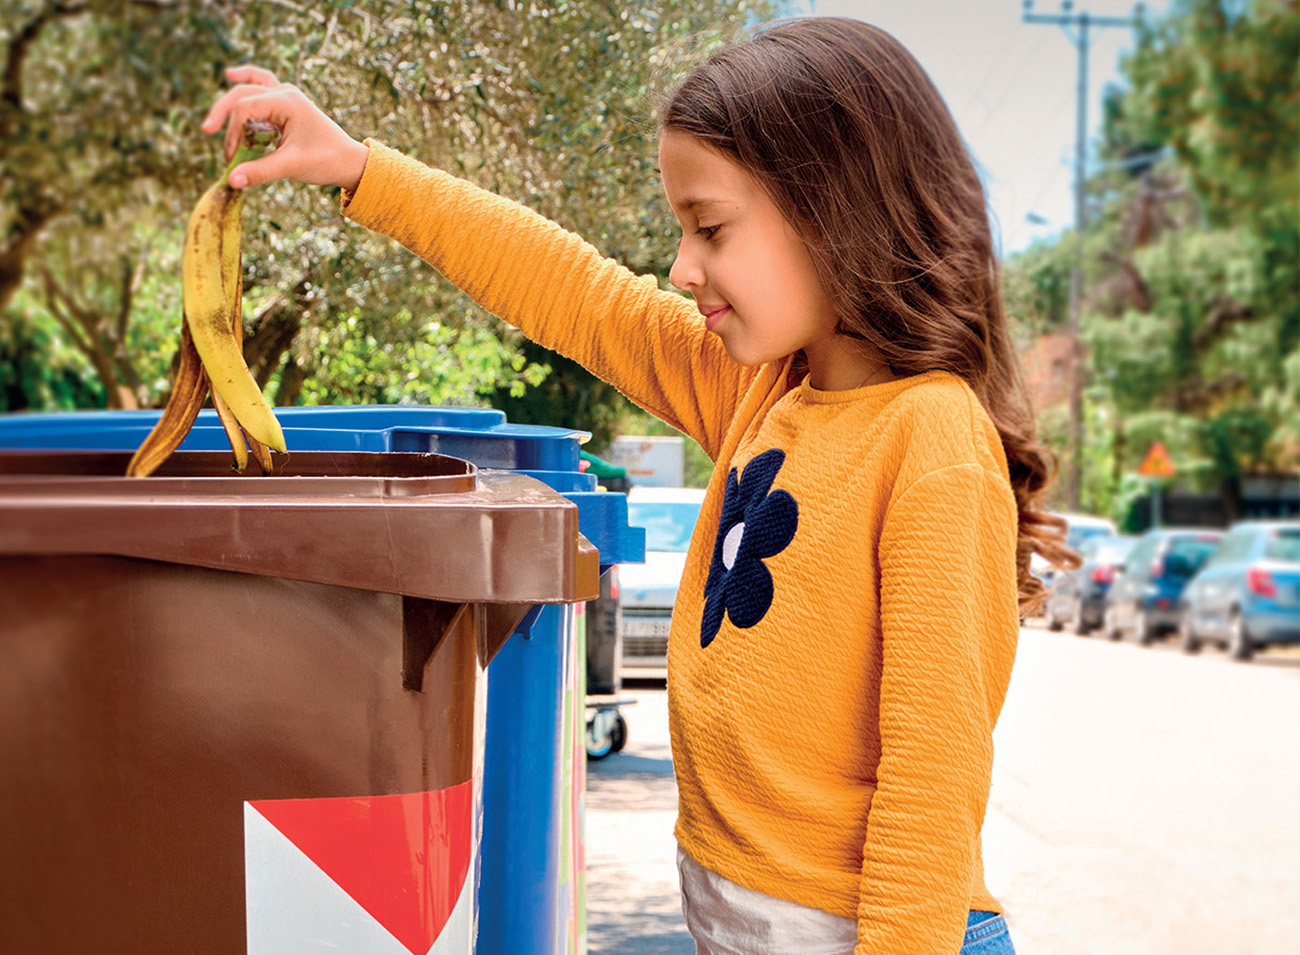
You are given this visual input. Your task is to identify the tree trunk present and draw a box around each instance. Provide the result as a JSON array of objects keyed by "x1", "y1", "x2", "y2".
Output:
[
  {"x1": 35, "y1": 259, "x2": 148, "y2": 409},
  {"x1": 0, "y1": 204, "x2": 54, "y2": 315},
  {"x1": 274, "y1": 352, "x2": 308, "y2": 407},
  {"x1": 245, "y1": 279, "x2": 309, "y2": 388},
  {"x1": 1217, "y1": 474, "x2": 1243, "y2": 524}
]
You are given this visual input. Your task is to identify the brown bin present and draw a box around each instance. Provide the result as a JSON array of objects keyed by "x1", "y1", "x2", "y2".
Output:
[{"x1": 0, "y1": 451, "x2": 597, "y2": 955}]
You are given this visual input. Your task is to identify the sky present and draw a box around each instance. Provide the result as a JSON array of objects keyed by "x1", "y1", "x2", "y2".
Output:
[{"x1": 791, "y1": 0, "x2": 1168, "y2": 256}]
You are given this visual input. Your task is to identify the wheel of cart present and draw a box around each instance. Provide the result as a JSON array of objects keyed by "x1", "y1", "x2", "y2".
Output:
[{"x1": 585, "y1": 700, "x2": 633, "y2": 760}]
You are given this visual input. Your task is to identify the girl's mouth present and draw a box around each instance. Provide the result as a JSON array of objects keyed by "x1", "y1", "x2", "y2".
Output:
[{"x1": 703, "y1": 305, "x2": 731, "y2": 331}]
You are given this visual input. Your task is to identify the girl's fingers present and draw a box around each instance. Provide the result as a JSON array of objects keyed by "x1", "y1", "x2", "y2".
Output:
[
  {"x1": 201, "y1": 66, "x2": 282, "y2": 139},
  {"x1": 201, "y1": 84, "x2": 272, "y2": 136},
  {"x1": 227, "y1": 150, "x2": 293, "y2": 190},
  {"x1": 224, "y1": 65, "x2": 280, "y2": 88}
]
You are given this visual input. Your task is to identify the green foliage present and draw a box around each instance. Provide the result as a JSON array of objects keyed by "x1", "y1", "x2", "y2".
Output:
[
  {"x1": 1000, "y1": 237, "x2": 1073, "y2": 339},
  {"x1": 1126, "y1": 0, "x2": 1300, "y2": 232},
  {"x1": 488, "y1": 341, "x2": 629, "y2": 447},
  {"x1": 1, "y1": 295, "x2": 103, "y2": 411},
  {"x1": 1122, "y1": 0, "x2": 1300, "y2": 390},
  {"x1": 295, "y1": 308, "x2": 549, "y2": 407}
]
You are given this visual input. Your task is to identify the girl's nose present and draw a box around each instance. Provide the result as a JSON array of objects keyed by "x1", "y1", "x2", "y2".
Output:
[{"x1": 669, "y1": 244, "x2": 702, "y2": 293}]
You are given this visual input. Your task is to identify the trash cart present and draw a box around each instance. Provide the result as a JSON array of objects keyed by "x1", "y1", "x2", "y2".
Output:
[
  {"x1": 0, "y1": 407, "x2": 645, "y2": 955},
  {"x1": 0, "y1": 449, "x2": 598, "y2": 955}
]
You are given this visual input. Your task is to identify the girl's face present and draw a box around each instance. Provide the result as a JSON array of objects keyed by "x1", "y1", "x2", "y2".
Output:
[{"x1": 659, "y1": 130, "x2": 868, "y2": 389}]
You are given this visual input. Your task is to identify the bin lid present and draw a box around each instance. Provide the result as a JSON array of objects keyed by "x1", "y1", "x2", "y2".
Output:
[
  {"x1": 0, "y1": 450, "x2": 597, "y2": 604},
  {"x1": 0, "y1": 408, "x2": 588, "y2": 471}
]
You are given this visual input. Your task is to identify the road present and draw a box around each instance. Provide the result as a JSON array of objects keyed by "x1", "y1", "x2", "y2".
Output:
[{"x1": 585, "y1": 629, "x2": 1300, "y2": 955}]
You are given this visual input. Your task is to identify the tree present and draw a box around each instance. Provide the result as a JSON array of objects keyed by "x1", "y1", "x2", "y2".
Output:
[
  {"x1": 3, "y1": 0, "x2": 778, "y2": 421},
  {"x1": 1004, "y1": 0, "x2": 1299, "y2": 520},
  {"x1": 2, "y1": 1, "x2": 239, "y2": 406}
]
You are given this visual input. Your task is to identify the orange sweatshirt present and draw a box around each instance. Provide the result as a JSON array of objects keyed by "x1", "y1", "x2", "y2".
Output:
[{"x1": 342, "y1": 141, "x2": 1022, "y2": 955}]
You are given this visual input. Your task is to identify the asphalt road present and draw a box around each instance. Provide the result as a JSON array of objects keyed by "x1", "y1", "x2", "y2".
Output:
[{"x1": 584, "y1": 629, "x2": 1300, "y2": 955}]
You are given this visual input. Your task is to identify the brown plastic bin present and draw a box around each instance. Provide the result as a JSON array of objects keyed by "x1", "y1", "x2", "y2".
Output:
[{"x1": 0, "y1": 450, "x2": 598, "y2": 955}]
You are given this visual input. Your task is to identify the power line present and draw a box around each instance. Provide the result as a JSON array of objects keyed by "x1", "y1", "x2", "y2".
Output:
[{"x1": 956, "y1": 25, "x2": 1050, "y2": 123}]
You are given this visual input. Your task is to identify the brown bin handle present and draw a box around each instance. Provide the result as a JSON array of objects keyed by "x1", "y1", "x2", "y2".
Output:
[
  {"x1": 400, "y1": 533, "x2": 600, "y2": 691},
  {"x1": 401, "y1": 598, "x2": 538, "y2": 691},
  {"x1": 401, "y1": 598, "x2": 468, "y2": 691}
]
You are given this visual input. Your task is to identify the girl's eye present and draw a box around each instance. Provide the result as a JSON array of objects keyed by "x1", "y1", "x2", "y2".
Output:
[{"x1": 695, "y1": 224, "x2": 720, "y2": 241}]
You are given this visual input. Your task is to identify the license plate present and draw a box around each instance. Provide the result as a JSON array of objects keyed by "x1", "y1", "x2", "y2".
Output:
[{"x1": 622, "y1": 617, "x2": 672, "y2": 639}]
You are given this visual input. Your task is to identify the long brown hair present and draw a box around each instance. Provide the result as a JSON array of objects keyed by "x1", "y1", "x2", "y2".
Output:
[{"x1": 660, "y1": 17, "x2": 1074, "y2": 610}]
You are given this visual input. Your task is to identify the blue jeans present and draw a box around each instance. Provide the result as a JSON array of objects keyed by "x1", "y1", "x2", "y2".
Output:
[{"x1": 961, "y1": 910, "x2": 1016, "y2": 954}]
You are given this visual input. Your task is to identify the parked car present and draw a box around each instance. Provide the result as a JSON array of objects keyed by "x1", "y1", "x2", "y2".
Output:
[
  {"x1": 1177, "y1": 520, "x2": 1300, "y2": 661},
  {"x1": 1029, "y1": 513, "x2": 1119, "y2": 615},
  {"x1": 1043, "y1": 534, "x2": 1137, "y2": 635},
  {"x1": 1103, "y1": 528, "x2": 1223, "y2": 644},
  {"x1": 618, "y1": 486, "x2": 706, "y2": 673}
]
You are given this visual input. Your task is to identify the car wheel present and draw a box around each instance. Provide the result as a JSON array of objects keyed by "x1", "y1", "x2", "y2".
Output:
[
  {"x1": 1070, "y1": 600, "x2": 1089, "y2": 636},
  {"x1": 1103, "y1": 606, "x2": 1122, "y2": 641},
  {"x1": 1178, "y1": 612, "x2": 1201, "y2": 654},
  {"x1": 1228, "y1": 611, "x2": 1254, "y2": 662},
  {"x1": 1046, "y1": 601, "x2": 1063, "y2": 632},
  {"x1": 1134, "y1": 609, "x2": 1155, "y2": 646}
]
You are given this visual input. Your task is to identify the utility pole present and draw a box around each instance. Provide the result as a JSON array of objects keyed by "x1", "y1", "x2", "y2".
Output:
[{"x1": 1022, "y1": 0, "x2": 1140, "y2": 510}]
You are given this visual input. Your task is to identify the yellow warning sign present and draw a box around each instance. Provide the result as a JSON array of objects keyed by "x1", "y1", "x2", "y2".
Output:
[{"x1": 1139, "y1": 441, "x2": 1176, "y2": 478}]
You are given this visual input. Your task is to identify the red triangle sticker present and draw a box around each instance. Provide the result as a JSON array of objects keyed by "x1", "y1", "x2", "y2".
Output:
[{"x1": 250, "y1": 781, "x2": 474, "y2": 955}]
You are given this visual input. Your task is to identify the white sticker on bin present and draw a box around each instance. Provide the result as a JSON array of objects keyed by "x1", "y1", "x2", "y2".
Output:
[{"x1": 244, "y1": 782, "x2": 476, "y2": 955}]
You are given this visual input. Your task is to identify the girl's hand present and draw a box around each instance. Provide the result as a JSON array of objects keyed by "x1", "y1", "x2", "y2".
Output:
[{"x1": 201, "y1": 66, "x2": 370, "y2": 192}]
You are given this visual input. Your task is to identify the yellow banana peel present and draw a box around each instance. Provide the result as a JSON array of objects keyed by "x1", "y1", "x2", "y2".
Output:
[
  {"x1": 127, "y1": 121, "x2": 286, "y2": 477},
  {"x1": 211, "y1": 388, "x2": 250, "y2": 473},
  {"x1": 126, "y1": 321, "x2": 210, "y2": 478}
]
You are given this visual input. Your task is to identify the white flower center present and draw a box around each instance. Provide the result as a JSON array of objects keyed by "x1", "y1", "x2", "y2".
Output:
[{"x1": 722, "y1": 521, "x2": 745, "y2": 571}]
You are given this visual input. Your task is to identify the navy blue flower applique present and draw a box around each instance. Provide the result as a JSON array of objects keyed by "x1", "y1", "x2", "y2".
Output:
[{"x1": 700, "y1": 448, "x2": 799, "y2": 647}]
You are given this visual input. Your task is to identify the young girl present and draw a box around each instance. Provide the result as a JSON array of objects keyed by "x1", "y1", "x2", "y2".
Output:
[{"x1": 205, "y1": 17, "x2": 1068, "y2": 954}]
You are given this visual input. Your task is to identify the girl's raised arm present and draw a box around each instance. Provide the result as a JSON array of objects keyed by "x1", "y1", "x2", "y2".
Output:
[
  {"x1": 202, "y1": 68, "x2": 750, "y2": 456},
  {"x1": 340, "y1": 142, "x2": 748, "y2": 458}
]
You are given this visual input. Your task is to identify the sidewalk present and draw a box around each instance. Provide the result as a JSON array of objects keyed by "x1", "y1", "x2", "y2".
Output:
[{"x1": 585, "y1": 683, "x2": 692, "y2": 955}]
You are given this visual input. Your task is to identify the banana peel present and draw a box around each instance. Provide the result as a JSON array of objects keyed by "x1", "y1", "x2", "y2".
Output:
[
  {"x1": 125, "y1": 321, "x2": 210, "y2": 478},
  {"x1": 127, "y1": 120, "x2": 284, "y2": 478}
]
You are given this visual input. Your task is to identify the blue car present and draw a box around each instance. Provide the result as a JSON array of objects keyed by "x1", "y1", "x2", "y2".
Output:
[
  {"x1": 1178, "y1": 521, "x2": 1300, "y2": 661},
  {"x1": 1103, "y1": 528, "x2": 1223, "y2": 644}
]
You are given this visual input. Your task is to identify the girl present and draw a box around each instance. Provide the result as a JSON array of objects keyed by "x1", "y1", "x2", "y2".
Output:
[{"x1": 205, "y1": 17, "x2": 1069, "y2": 954}]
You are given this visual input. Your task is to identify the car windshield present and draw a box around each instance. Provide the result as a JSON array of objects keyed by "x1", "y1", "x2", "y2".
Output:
[
  {"x1": 1168, "y1": 535, "x2": 1221, "y2": 572},
  {"x1": 1087, "y1": 537, "x2": 1135, "y2": 564},
  {"x1": 1264, "y1": 528, "x2": 1300, "y2": 564},
  {"x1": 629, "y1": 501, "x2": 702, "y2": 553}
]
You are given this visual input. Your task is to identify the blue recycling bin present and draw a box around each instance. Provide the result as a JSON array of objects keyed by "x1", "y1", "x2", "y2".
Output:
[{"x1": 0, "y1": 405, "x2": 645, "y2": 955}]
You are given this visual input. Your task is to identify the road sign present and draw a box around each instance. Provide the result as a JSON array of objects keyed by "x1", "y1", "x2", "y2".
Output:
[{"x1": 1139, "y1": 441, "x2": 1176, "y2": 479}]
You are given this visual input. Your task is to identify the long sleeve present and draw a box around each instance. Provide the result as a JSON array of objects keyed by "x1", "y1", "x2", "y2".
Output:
[
  {"x1": 857, "y1": 463, "x2": 1020, "y2": 955},
  {"x1": 340, "y1": 140, "x2": 752, "y2": 459}
]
